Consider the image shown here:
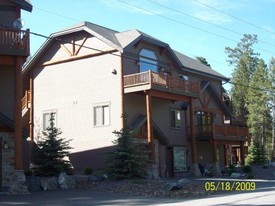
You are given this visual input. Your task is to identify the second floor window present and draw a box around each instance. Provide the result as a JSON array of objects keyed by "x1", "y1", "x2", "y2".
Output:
[
  {"x1": 139, "y1": 49, "x2": 158, "y2": 73},
  {"x1": 170, "y1": 109, "x2": 181, "y2": 129}
]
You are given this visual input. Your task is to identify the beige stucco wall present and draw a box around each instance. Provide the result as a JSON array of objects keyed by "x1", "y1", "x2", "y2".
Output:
[{"x1": 32, "y1": 34, "x2": 122, "y2": 156}]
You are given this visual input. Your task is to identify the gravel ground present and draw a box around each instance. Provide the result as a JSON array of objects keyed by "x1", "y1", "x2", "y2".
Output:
[
  {"x1": 75, "y1": 178, "x2": 218, "y2": 199},
  {"x1": 74, "y1": 166, "x2": 275, "y2": 199}
]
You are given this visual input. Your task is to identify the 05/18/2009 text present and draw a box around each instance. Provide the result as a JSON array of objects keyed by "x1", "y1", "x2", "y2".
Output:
[{"x1": 204, "y1": 181, "x2": 256, "y2": 191}]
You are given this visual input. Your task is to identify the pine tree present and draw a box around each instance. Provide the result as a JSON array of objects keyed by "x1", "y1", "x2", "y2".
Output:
[
  {"x1": 269, "y1": 57, "x2": 275, "y2": 160},
  {"x1": 106, "y1": 129, "x2": 148, "y2": 179},
  {"x1": 247, "y1": 59, "x2": 270, "y2": 143},
  {"x1": 225, "y1": 34, "x2": 259, "y2": 120},
  {"x1": 31, "y1": 113, "x2": 73, "y2": 176},
  {"x1": 245, "y1": 140, "x2": 267, "y2": 165},
  {"x1": 196, "y1": 56, "x2": 211, "y2": 67}
]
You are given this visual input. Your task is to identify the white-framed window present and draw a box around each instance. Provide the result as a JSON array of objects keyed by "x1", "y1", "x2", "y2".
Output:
[
  {"x1": 170, "y1": 109, "x2": 182, "y2": 129},
  {"x1": 94, "y1": 104, "x2": 110, "y2": 126},
  {"x1": 179, "y1": 74, "x2": 188, "y2": 80},
  {"x1": 43, "y1": 111, "x2": 57, "y2": 130},
  {"x1": 139, "y1": 48, "x2": 158, "y2": 73}
]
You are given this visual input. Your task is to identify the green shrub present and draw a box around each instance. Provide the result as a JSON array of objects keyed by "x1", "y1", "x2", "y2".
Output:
[
  {"x1": 84, "y1": 166, "x2": 93, "y2": 175},
  {"x1": 228, "y1": 164, "x2": 236, "y2": 175},
  {"x1": 247, "y1": 173, "x2": 254, "y2": 179},
  {"x1": 243, "y1": 165, "x2": 252, "y2": 173},
  {"x1": 24, "y1": 169, "x2": 33, "y2": 176}
]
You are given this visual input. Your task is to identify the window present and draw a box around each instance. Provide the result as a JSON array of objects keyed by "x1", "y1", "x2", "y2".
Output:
[
  {"x1": 94, "y1": 104, "x2": 110, "y2": 126},
  {"x1": 170, "y1": 109, "x2": 181, "y2": 128},
  {"x1": 179, "y1": 74, "x2": 188, "y2": 80},
  {"x1": 43, "y1": 111, "x2": 57, "y2": 130},
  {"x1": 139, "y1": 48, "x2": 158, "y2": 73}
]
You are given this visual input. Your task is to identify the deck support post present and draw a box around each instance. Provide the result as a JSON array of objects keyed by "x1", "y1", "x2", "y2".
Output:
[
  {"x1": 146, "y1": 92, "x2": 154, "y2": 161},
  {"x1": 14, "y1": 56, "x2": 23, "y2": 169}
]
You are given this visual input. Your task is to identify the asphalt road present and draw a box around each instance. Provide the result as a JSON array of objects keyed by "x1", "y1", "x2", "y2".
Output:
[{"x1": 0, "y1": 179, "x2": 275, "y2": 206}]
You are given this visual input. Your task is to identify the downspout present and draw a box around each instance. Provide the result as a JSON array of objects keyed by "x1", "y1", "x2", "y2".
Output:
[{"x1": 120, "y1": 53, "x2": 125, "y2": 129}]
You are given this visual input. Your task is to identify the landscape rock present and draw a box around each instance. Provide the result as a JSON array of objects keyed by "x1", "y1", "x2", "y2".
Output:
[
  {"x1": 165, "y1": 182, "x2": 182, "y2": 191},
  {"x1": 177, "y1": 178, "x2": 192, "y2": 186},
  {"x1": 89, "y1": 175, "x2": 107, "y2": 182},
  {"x1": 58, "y1": 172, "x2": 76, "y2": 189},
  {"x1": 40, "y1": 177, "x2": 59, "y2": 191},
  {"x1": 271, "y1": 162, "x2": 275, "y2": 167},
  {"x1": 26, "y1": 176, "x2": 42, "y2": 192},
  {"x1": 230, "y1": 173, "x2": 247, "y2": 179}
]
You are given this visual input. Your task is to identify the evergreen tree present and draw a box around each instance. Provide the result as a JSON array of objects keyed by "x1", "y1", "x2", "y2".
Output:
[
  {"x1": 31, "y1": 113, "x2": 73, "y2": 176},
  {"x1": 106, "y1": 129, "x2": 148, "y2": 179},
  {"x1": 245, "y1": 140, "x2": 267, "y2": 165},
  {"x1": 225, "y1": 34, "x2": 259, "y2": 120},
  {"x1": 196, "y1": 56, "x2": 211, "y2": 67},
  {"x1": 246, "y1": 59, "x2": 270, "y2": 146},
  {"x1": 269, "y1": 57, "x2": 275, "y2": 159}
]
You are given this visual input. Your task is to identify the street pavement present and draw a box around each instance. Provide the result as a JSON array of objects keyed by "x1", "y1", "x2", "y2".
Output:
[{"x1": 1, "y1": 178, "x2": 275, "y2": 206}]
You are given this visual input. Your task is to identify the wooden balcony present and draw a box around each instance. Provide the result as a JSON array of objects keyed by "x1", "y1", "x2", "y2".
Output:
[
  {"x1": 0, "y1": 28, "x2": 30, "y2": 56},
  {"x1": 189, "y1": 124, "x2": 249, "y2": 142},
  {"x1": 22, "y1": 90, "x2": 31, "y2": 110},
  {"x1": 124, "y1": 70, "x2": 200, "y2": 97}
]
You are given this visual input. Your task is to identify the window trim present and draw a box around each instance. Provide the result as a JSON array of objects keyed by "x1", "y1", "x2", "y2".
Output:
[
  {"x1": 93, "y1": 103, "x2": 111, "y2": 127},
  {"x1": 170, "y1": 108, "x2": 182, "y2": 129},
  {"x1": 139, "y1": 48, "x2": 158, "y2": 73},
  {"x1": 42, "y1": 110, "x2": 57, "y2": 131}
]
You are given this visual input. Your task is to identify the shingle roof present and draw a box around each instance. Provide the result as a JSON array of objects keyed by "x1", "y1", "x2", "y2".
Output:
[
  {"x1": 173, "y1": 50, "x2": 229, "y2": 81},
  {"x1": 23, "y1": 21, "x2": 229, "y2": 81},
  {"x1": 10, "y1": 0, "x2": 32, "y2": 12}
]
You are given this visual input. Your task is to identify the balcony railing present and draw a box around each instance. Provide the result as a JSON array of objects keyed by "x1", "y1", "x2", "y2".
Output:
[
  {"x1": 22, "y1": 90, "x2": 31, "y2": 110},
  {"x1": 0, "y1": 28, "x2": 30, "y2": 56},
  {"x1": 188, "y1": 123, "x2": 249, "y2": 141},
  {"x1": 124, "y1": 70, "x2": 200, "y2": 97}
]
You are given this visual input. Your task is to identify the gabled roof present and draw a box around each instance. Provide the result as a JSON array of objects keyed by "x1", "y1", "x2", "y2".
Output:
[
  {"x1": 201, "y1": 81, "x2": 231, "y2": 117},
  {"x1": 10, "y1": 0, "x2": 32, "y2": 12},
  {"x1": 23, "y1": 21, "x2": 229, "y2": 82},
  {"x1": 174, "y1": 50, "x2": 229, "y2": 81}
]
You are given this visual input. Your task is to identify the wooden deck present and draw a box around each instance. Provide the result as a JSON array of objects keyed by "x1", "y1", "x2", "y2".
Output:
[
  {"x1": 124, "y1": 70, "x2": 200, "y2": 97},
  {"x1": 188, "y1": 124, "x2": 249, "y2": 142},
  {"x1": 0, "y1": 28, "x2": 30, "y2": 56}
]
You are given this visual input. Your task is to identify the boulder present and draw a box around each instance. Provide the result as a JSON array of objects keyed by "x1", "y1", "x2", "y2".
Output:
[
  {"x1": 40, "y1": 177, "x2": 59, "y2": 191},
  {"x1": 58, "y1": 172, "x2": 76, "y2": 189},
  {"x1": 165, "y1": 182, "x2": 182, "y2": 191},
  {"x1": 88, "y1": 175, "x2": 107, "y2": 182},
  {"x1": 271, "y1": 162, "x2": 275, "y2": 167},
  {"x1": 177, "y1": 178, "x2": 192, "y2": 186},
  {"x1": 230, "y1": 172, "x2": 247, "y2": 179}
]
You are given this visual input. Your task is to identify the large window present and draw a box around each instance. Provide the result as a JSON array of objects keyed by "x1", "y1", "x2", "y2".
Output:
[
  {"x1": 139, "y1": 48, "x2": 158, "y2": 73},
  {"x1": 94, "y1": 104, "x2": 110, "y2": 126},
  {"x1": 43, "y1": 111, "x2": 57, "y2": 130},
  {"x1": 170, "y1": 109, "x2": 181, "y2": 129}
]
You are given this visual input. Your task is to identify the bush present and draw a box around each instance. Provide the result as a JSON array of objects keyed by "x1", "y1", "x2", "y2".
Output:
[
  {"x1": 228, "y1": 164, "x2": 236, "y2": 175},
  {"x1": 31, "y1": 113, "x2": 73, "y2": 177},
  {"x1": 247, "y1": 173, "x2": 254, "y2": 179},
  {"x1": 84, "y1": 167, "x2": 93, "y2": 175},
  {"x1": 243, "y1": 165, "x2": 252, "y2": 173},
  {"x1": 24, "y1": 169, "x2": 33, "y2": 176},
  {"x1": 105, "y1": 129, "x2": 148, "y2": 180}
]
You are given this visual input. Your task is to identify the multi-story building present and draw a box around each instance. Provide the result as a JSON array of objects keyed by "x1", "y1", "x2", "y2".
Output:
[
  {"x1": 23, "y1": 22, "x2": 248, "y2": 177},
  {"x1": 0, "y1": 0, "x2": 32, "y2": 193}
]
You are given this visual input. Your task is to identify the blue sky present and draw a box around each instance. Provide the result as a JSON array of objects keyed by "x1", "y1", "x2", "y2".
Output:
[{"x1": 22, "y1": 0, "x2": 275, "y2": 91}]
